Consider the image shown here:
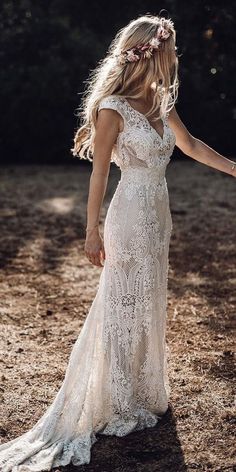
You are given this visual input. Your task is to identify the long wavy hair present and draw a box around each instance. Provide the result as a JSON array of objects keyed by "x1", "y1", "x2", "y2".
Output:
[{"x1": 71, "y1": 14, "x2": 179, "y2": 161}]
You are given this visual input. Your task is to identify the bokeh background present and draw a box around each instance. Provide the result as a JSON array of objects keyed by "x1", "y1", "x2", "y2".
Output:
[{"x1": 0, "y1": 0, "x2": 236, "y2": 164}]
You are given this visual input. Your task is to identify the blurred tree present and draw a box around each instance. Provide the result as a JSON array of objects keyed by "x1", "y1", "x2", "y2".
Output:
[
  {"x1": 173, "y1": 1, "x2": 236, "y2": 156},
  {"x1": 0, "y1": 0, "x2": 235, "y2": 164},
  {"x1": 0, "y1": 0, "x2": 104, "y2": 163}
]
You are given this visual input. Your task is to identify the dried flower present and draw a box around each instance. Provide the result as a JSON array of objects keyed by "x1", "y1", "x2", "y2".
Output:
[
  {"x1": 157, "y1": 25, "x2": 171, "y2": 40},
  {"x1": 126, "y1": 49, "x2": 140, "y2": 62},
  {"x1": 116, "y1": 18, "x2": 174, "y2": 65},
  {"x1": 149, "y1": 37, "x2": 161, "y2": 48}
]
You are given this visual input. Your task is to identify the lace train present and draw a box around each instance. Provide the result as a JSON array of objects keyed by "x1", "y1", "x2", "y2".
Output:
[
  {"x1": 0, "y1": 265, "x2": 170, "y2": 471},
  {"x1": 0, "y1": 94, "x2": 176, "y2": 471}
]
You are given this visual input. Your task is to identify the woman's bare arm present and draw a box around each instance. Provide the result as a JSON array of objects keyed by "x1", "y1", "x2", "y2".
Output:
[
  {"x1": 84, "y1": 108, "x2": 120, "y2": 267},
  {"x1": 168, "y1": 106, "x2": 236, "y2": 177}
]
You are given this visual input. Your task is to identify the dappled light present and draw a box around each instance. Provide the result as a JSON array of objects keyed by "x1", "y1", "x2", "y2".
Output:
[
  {"x1": 36, "y1": 197, "x2": 76, "y2": 215},
  {"x1": 0, "y1": 161, "x2": 235, "y2": 470}
]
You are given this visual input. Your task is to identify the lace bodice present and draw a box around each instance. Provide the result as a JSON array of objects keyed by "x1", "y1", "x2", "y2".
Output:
[
  {"x1": 98, "y1": 94, "x2": 176, "y2": 170},
  {"x1": 0, "y1": 94, "x2": 175, "y2": 472}
]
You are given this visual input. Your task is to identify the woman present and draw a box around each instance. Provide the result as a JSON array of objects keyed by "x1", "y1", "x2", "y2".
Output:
[{"x1": 0, "y1": 14, "x2": 235, "y2": 472}]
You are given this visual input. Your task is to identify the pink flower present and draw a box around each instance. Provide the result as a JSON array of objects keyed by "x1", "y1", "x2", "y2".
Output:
[
  {"x1": 139, "y1": 43, "x2": 151, "y2": 51},
  {"x1": 157, "y1": 25, "x2": 171, "y2": 40},
  {"x1": 149, "y1": 37, "x2": 161, "y2": 49},
  {"x1": 117, "y1": 18, "x2": 174, "y2": 64},
  {"x1": 126, "y1": 49, "x2": 140, "y2": 62}
]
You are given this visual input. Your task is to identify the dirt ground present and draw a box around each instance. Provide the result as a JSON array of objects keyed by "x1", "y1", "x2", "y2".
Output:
[{"x1": 0, "y1": 160, "x2": 235, "y2": 472}]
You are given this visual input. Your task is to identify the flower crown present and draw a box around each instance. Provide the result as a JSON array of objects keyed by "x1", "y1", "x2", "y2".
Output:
[{"x1": 117, "y1": 18, "x2": 174, "y2": 65}]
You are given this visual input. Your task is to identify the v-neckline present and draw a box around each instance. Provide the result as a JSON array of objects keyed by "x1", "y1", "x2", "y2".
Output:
[{"x1": 122, "y1": 96, "x2": 166, "y2": 142}]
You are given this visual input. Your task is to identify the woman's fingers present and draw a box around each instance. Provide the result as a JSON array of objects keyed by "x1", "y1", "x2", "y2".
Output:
[
  {"x1": 84, "y1": 235, "x2": 105, "y2": 267},
  {"x1": 91, "y1": 252, "x2": 100, "y2": 266},
  {"x1": 101, "y1": 244, "x2": 106, "y2": 261},
  {"x1": 95, "y1": 254, "x2": 103, "y2": 267},
  {"x1": 85, "y1": 250, "x2": 102, "y2": 267}
]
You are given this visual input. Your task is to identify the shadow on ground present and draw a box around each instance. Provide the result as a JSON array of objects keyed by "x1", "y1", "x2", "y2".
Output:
[{"x1": 60, "y1": 405, "x2": 187, "y2": 472}]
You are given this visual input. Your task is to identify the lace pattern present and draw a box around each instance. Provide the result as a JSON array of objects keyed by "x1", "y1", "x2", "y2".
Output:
[
  {"x1": 0, "y1": 94, "x2": 176, "y2": 471},
  {"x1": 97, "y1": 95, "x2": 176, "y2": 169}
]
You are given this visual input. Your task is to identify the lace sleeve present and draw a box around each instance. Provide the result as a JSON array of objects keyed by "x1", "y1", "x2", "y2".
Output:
[
  {"x1": 98, "y1": 95, "x2": 128, "y2": 132},
  {"x1": 98, "y1": 96, "x2": 119, "y2": 113}
]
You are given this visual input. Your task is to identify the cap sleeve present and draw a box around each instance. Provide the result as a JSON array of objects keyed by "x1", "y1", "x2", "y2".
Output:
[
  {"x1": 98, "y1": 95, "x2": 128, "y2": 131},
  {"x1": 98, "y1": 95, "x2": 119, "y2": 113}
]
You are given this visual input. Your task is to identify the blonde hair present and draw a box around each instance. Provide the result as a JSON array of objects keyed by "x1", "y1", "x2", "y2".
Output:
[{"x1": 71, "y1": 14, "x2": 179, "y2": 161}]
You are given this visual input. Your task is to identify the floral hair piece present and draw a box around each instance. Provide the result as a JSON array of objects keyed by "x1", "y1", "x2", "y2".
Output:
[{"x1": 117, "y1": 18, "x2": 174, "y2": 65}]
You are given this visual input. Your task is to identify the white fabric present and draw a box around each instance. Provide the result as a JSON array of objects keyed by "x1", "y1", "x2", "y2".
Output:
[{"x1": 0, "y1": 94, "x2": 176, "y2": 471}]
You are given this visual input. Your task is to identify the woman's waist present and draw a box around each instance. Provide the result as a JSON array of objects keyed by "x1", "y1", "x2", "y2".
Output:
[{"x1": 120, "y1": 166, "x2": 166, "y2": 184}]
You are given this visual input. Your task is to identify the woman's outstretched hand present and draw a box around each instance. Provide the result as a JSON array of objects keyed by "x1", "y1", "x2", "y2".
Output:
[{"x1": 84, "y1": 228, "x2": 105, "y2": 267}]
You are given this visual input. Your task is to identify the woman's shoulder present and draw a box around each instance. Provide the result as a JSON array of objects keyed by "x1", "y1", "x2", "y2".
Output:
[{"x1": 98, "y1": 94, "x2": 124, "y2": 111}]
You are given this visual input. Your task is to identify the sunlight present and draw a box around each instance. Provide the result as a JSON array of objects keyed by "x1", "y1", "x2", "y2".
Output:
[
  {"x1": 36, "y1": 197, "x2": 75, "y2": 215},
  {"x1": 185, "y1": 272, "x2": 206, "y2": 286}
]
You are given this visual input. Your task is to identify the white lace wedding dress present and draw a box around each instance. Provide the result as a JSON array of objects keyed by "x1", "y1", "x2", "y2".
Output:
[{"x1": 0, "y1": 94, "x2": 176, "y2": 471}]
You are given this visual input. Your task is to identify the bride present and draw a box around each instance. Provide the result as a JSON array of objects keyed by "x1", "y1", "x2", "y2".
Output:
[{"x1": 0, "y1": 13, "x2": 235, "y2": 472}]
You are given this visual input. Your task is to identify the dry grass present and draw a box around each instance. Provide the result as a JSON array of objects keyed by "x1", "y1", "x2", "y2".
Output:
[{"x1": 0, "y1": 160, "x2": 235, "y2": 472}]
